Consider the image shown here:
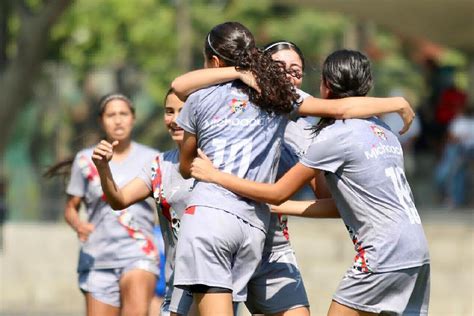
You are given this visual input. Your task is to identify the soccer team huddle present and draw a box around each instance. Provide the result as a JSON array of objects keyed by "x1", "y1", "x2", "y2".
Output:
[{"x1": 65, "y1": 21, "x2": 430, "y2": 316}]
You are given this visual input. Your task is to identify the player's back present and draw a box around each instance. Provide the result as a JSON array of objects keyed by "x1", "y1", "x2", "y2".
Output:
[
  {"x1": 303, "y1": 118, "x2": 430, "y2": 272},
  {"x1": 178, "y1": 81, "x2": 288, "y2": 231}
]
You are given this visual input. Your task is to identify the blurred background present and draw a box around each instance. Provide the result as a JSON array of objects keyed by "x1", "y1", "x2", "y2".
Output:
[{"x1": 0, "y1": 0, "x2": 472, "y2": 315}]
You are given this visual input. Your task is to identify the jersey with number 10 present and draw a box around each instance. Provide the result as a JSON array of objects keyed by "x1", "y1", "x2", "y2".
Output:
[
  {"x1": 177, "y1": 82, "x2": 289, "y2": 232},
  {"x1": 300, "y1": 118, "x2": 430, "y2": 273}
]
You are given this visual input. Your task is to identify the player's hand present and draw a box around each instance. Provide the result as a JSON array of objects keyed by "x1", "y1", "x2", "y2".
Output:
[
  {"x1": 238, "y1": 70, "x2": 261, "y2": 93},
  {"x1": 191, "y1": 149, "x2": 219, "y2": 183},
  {"x1": 76, "y1": 222, "x2": 95, "y2": 242},
  {"x1": 92, "y1": 140, "x2": 119, "y2": 167},
  {"x1": 397, "y1": 98, "x2": 415, "y2": 135}
]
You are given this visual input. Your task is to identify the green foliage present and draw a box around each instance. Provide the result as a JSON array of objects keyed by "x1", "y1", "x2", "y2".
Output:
[{"x1": 8, "y1": 0, "x2": 466, "y2": 220}]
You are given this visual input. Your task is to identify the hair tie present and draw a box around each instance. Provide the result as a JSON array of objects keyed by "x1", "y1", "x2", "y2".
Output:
[
  {"x1": 98, "y1": 94, "x2": 134, "y2": 115},
  {"x1": 207, "y1": 33, "x2": 236, "y2": 64},
  {"x1": 264, "y1": 41, "x2": 294, "y2": 52}
]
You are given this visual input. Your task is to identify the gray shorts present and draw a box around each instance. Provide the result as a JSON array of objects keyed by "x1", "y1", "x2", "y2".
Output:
[
  {"x1": 173, "y1": 206, "x2": 266, "y2": 302},
  {"x1": 333, "y1": 264, "x2": 430, "y2": 316},
  {"x1": 245, "y1": 248, "x2": 309, "y2": 314},
  {"x1": 166, "y1": 286, "x2": 194, "y2": 315},
  {"x1": 78, "y1": 259, "x2": 158, "y2": 307}
]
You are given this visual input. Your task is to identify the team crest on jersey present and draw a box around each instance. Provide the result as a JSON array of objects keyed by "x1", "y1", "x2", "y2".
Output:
[
  {"x1": 370, "y1": 125, "x2": 387, "y2": 140},
  {"x1": 229, "y1": 98, "x2": 248, "y2": 113}
]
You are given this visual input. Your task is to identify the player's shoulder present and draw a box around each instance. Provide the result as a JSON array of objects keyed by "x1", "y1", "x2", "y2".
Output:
[
  {"x1": 133, "y1": 142, "x2": 159, "y2": 156},
  {"x1": 335, "y1": 117, "x2": 391, "y2": 134},
  {"x1": 75, "y1": 146, "x2": 94, "y2": 160},
  {"x1": 310, "y1": 119, "x2": 365, "y2": 152},
  {"x1": 190, "y1": 82, "x2": 232, "y2": 101},
  {"x1": 315, "y1": 119, "x2": 352, "y2": 138},
  {"x1": 162, "y1": 148, "x2": 179, "y2": 162},
  {"x1": 358, "y1": 117, "x2": 398, "y2": 140},
  {"x1": 296, "y1": 88, "x2": 311, "y2": 101}
]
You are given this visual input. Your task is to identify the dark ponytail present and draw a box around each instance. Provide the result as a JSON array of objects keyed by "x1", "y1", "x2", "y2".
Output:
[
  {"x1": 43, "y1": 157, "x2": 74, "y2": 179},
  {"x1": 204, "y1": 22, "x2": 300, "y2": 115},
  {"x1": 313, "y1": 49, "x2": 373, "y2": 136}
]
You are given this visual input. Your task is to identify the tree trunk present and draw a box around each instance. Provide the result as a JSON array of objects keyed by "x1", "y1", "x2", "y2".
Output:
[
  {"x1": 0, "y1": 0, "x2": 73, "y2": 162},
  {"x1": 175, "y1": 0, "x2": 192, "y2": 72}
]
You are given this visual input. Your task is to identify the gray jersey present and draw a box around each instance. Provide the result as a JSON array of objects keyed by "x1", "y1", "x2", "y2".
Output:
[
  {"x1": 300, "y1": 118, "x2": 430, "y2": 272},
  {"x1": 177, "y1": 81, "x2": 290, "y2": 232},
  {"x1": 278, "y1": 116, "x2": 318, "y2": 176},
  {"x1": 137, "y1": 149, "x2": 194, "y2": 302},
  {"x1": 66, "y1": 142, "x2": 158, "y2": 271},
  {"x1": 265, "y1": 93, "x2": 314, "y2": 252}
]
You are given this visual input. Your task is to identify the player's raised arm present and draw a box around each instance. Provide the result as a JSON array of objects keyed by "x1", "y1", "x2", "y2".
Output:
[
  {"x1": 298, "y1": 96, "x2": 414, "y2": 135},
  {"x1": 93, "y1": 140, "x2": 151, "y2": 210},
  {"x1": 171, "y1": 67, "x2": 260, "y2": 101}
]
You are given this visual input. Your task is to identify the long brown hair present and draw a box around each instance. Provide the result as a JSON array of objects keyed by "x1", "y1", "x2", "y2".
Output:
[{"x1": 204, "y1": 22, "x2": 300, "y2": 115}]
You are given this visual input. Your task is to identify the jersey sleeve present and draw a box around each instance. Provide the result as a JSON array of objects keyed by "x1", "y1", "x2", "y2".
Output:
[
  {"x1": 296, "y1": 89, "x2": 311, "y2": 103},
  {"x1": 66, "y1": 153, "x2": 87, "y2": 197},
  {"x1": 136, "y1": 157, "x2": 155, "y2": 191},
  {"x1": 176, "y1": 91, "x2": 200, "y2": 135},
  {"x1": 290, "y1": 89, "x2": 311, "y2": 118},
  {"x1": 299, "y1": 124, "x2": 348, "y2": 173}
]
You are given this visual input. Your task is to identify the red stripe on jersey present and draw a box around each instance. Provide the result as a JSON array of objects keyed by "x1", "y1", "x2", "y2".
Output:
[
  {"x1": 278, "y1": 214, "x2": 290, "y2": 240},
  {"x1": 151, "y1": 155, "x2": 173, "y2": 222},
  {"x1": 185, "y1": 206, "x2": 196, "y2": 215}
]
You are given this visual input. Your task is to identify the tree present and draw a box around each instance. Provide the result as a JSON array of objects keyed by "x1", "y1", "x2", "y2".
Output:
[{"x1": 0, "y1": 0, "x2": 73, "y2": 162}]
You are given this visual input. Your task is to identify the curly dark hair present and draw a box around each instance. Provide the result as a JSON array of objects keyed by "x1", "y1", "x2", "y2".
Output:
[
  {"x1": 313, "y1": 49, "x2": 373, "y2": 136},
  {"x1": 204, "y1": 22, "x2": 300, "y2": 115}
]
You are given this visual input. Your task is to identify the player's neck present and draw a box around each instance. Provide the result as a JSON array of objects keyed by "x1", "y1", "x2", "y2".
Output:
[{"x1": 112, "y1": 139, "x2": 133, "y2": 161}]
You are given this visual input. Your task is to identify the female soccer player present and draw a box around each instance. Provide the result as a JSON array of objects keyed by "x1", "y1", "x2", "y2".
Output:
[
  {"x1": 91, "y1": 90, "x2": 197, "y2": 316},
  {"x1": 245, "y1": 40, "x2": 312, "y2": 316},
  {"x1": 190, "y1": 49, "x2": 431, "y2": 316},
  {"x1": 173, "y1": 21, "x2": 302, "y2": 316},
  {"x1": 65, "y1": 93, "x2": 158, "y2": 316}
]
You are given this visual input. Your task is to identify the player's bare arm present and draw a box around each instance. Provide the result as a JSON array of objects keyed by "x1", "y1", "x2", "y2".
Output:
[
  {"x1": 92, "y1": 140, "x2": 151, "y2": 209},
  {"x1": 298, "y1": 96, "x2": 414, "y2": 135},
  {"x1": 270, "y1": 199, "x2": 340, "y2": 218},
  {"x1": 171, "y1": 67, "x2": 260, "y2": 101},
  {"x1": 179, "y1": 131, "x2": 198, "y2": 179},
  {"x1": 191, "y1": 149, "x2": 317, "y2": 205}
]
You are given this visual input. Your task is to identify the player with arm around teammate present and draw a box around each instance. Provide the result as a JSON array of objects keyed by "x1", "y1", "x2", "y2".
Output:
[{"x1": 190, "y1": 50, "x2": 431, "y2": 316}]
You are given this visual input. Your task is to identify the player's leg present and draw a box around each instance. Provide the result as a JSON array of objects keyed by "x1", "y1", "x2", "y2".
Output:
[
  {"x1": 79, "y1": 269, "x2": 121, "y2": 316},
  {"x1": 120, "y1": 261, "x2": 157, "y2": 316},
  {"x1": 327, "y1": 300, "x2": 377, "y2": 316},
  {"x1": 148, "y1": 295, "x2": 164, "y2": 316},
  {"x1": 195, "y1": 291, "x2": 234, "y2": 315},
  {"x1": 85, "y1": 293, "x2": 120, "y2": 316},
  {"x1": 246, "y1": 249, "x2": 310, "y2": 316},
  {"x1": 173, "y1": 206, "x2": 265, "y2": 316}
]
